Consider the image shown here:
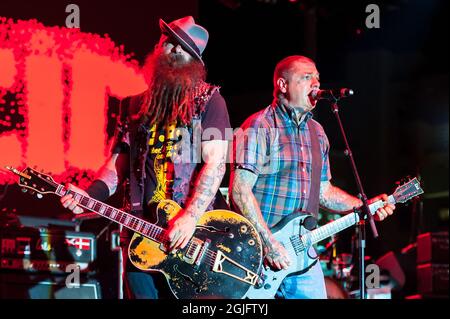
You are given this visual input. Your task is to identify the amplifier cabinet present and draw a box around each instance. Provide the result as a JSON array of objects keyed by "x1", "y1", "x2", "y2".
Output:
[
  {"x1": 417, "y1": 263, "x2": 449, "y2": 294},
  {"x1": 0, "y1": 273, "x2": 101, "y2": 299},
  {"x1": 417, "y1": 232, "x2": 449, "y2": 264},
  {"x1": 0, "y1": 227, "x2": 96, "y2": 274}
]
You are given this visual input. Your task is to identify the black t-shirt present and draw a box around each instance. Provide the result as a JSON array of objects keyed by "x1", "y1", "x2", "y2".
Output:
[{"x1": 143, "y1": 90, "x2": 231, "y2": 208}]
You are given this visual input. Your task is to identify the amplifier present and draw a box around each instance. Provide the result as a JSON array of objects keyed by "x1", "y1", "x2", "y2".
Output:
[
  {"x1": 417, "y1": 232, "x2": 449, "y2": 264},
  {"x1": 0, "y1": 273, "x2": 101, "y2": 299},
  {"x1": 417, "y1": 263, "x2": 449, "y2": 294},
  {"x1": 0, "y1": 226, "x2": 96, "y2": 274}
]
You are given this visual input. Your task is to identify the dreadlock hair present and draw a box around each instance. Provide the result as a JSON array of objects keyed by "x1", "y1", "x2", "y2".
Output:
[{"x1": 136, "y1": 46, "x2": 208, "y2": 127}]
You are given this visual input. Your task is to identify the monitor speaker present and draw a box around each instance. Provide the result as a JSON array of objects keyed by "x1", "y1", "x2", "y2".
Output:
[{"x1": 0, "y1": 273, "x2": 101, "y2": 299}]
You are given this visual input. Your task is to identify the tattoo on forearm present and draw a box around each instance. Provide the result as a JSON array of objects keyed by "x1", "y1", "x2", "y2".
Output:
[
  {"x1": 185, "y1": 161, "x2": 226, "y2": 220},
  {"x1": 231, "y1": 169, "x2": 275, "y2": 250},
  {"x1": 319, "y1": 181, "x2": 362, "y2": 212},
  {"x1": 95, "y1": 154, "x2": 120, "y2": 196},
  {"x1": 98, "y1": 167, "x2": 118, "y2": 196}
]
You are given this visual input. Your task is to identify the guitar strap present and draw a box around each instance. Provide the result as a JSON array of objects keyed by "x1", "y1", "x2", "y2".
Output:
[
  {"x1": 123, "y1": 94, "x2": 147, "y2": 217},
  {"x1": 284, "y1": 120, "x2": 322, "y2": 279},
  {"x1": 306, "y1": 120, "x2": 322, "y2": 219}
]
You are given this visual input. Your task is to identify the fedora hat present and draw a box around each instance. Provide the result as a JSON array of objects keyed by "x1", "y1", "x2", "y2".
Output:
[{"x1": 159, "y1": 16, "x2": 209, "y2": 65}]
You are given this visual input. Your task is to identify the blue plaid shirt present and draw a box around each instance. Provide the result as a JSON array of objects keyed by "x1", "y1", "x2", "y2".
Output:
[{"x1": 234, "y1": 101, "x2": 332, "y2": 227}]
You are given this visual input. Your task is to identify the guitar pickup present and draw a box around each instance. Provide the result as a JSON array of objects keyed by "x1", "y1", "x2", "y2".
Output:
[
  {"x1": 194, "y1": 239, "x2": 211, "y2": 267},
  {"x1": 182, "y1": 237, "x2": 210, "y2": 267}
]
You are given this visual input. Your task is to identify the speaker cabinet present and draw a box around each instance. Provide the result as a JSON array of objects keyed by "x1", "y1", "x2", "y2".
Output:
[{"x1": 0, "y1": 273, "x2": 101, "y2": 299}]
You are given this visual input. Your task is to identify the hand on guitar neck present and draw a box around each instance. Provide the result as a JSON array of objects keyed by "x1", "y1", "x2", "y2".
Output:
[
  {"x1": 60, "y1": 183, "x2": 88, "y2": 215},
  {"x1": 367, "y1": 193, "x2": 396, "y2": 221}
]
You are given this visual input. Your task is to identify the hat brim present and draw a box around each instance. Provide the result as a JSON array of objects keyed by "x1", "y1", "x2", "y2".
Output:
[{"x1": 159, "y1": 19, "x2": 204, "y2": 65}]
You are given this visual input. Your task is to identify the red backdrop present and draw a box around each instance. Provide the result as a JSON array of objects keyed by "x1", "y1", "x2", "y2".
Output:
[{"x1": 0, "y1": 18, "x2": 147, "y2": 186}]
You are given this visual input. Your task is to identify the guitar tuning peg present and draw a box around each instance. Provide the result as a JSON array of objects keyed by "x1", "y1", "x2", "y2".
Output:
[{"x1": 397, "y1": 176, "x2": 409, "y2": 185}]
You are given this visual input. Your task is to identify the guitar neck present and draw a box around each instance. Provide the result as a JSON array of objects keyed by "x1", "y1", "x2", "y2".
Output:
[
  {"x1": 306, "y1": 195, "x2": 396, "y2": 245},
  {"x1": 54, "y1": 184, "x2": 165, "y2": 243}
]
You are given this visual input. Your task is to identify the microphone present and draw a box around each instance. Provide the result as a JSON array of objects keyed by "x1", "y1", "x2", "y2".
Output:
[{"x1": 311, "y1": 88, "x2": 354, "y2": 101}]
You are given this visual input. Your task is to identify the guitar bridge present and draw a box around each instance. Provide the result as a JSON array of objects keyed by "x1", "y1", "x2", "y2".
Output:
[{"x1": 212, "y1": 250, "x2": 259, "y2": 286}]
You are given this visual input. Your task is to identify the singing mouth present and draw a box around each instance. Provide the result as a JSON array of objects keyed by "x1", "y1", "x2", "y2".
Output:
[{"x1": 308, "y1": 90, "x2": 317, "y2": 106}]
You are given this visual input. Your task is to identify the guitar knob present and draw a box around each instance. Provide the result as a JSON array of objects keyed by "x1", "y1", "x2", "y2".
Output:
[
  {"x1": 36, "y1": 194, "x2": 43, "y2": 199},
  {"x1": 263, "y1": 283, "x2": 271, "y2": 290},
  {"x1": 255, "y1": 275, "x2": 265, "y2": 289}
]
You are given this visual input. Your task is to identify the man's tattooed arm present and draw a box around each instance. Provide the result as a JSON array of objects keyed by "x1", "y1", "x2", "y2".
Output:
[
  {"x1": 165, "y1": 140, "x2": 228, "y2": 251},
  {"x1": 96, "y1": 153, "x2": 120, "y2": 196},
  {"x1": 183, "y1": 140, "x2": 228, "y2": 220},
  {"x1": 61, "y1": 153, "x2": 125, "y2": 214},
  {"x1": 230, "y1": 169, "x2": 273, "y2": 246},
  {"x1": 319, "y1": 180, "x2": 363, "y2": 213},
  {"x1": 231, "y1": 169, "x2": 291, "y2": 269}
]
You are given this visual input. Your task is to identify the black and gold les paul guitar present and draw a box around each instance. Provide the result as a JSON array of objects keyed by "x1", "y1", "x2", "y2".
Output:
[{"x1": 6, "y1": 166, "x2": 263, "y2": 299}]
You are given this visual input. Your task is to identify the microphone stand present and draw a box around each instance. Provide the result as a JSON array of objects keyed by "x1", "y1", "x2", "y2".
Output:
[{"x1": 327, "y1": 97, "x2": 379, "y2": 299}]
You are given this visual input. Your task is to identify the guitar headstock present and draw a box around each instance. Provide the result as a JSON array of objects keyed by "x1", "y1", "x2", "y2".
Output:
[
  {"x1": 393, "y1": 177, "x2": 424, "y2": 204},
  {"x1": 5, "y1": 166, "x2": 58, "y2": 196}
]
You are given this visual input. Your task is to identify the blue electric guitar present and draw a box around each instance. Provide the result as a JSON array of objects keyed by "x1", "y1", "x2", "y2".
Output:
[{"x1": 244, "y1": 177, "x2": 424, "y2": 299}]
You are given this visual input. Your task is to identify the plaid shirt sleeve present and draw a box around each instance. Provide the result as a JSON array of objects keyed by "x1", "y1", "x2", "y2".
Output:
[{"x1": 233, "y1": 112, "x2": 269, "y2": 175}]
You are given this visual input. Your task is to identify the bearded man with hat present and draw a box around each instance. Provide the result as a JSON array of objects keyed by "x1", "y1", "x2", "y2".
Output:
[{"x1": 60, "y1": 16, "x2": 231, "y2": 299}]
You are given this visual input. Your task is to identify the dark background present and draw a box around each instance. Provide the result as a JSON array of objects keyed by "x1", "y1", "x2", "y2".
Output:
[{"x1": 0, "y1": 0, "x2": 448, "y2": 289}]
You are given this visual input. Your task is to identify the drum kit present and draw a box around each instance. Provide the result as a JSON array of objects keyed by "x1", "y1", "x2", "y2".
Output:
[
  {"x1": 318, "y1": 240, "x2": 353, "y2": 299},
  {"x1": 318, "y1": 235, "x2": 393, "y2": 299},
  {"x1": 316, "y1": 212, "x2": 374, "y2": 299},
  {"x1": 315, "y1": 210, "x2": 354, "y2": 298}
]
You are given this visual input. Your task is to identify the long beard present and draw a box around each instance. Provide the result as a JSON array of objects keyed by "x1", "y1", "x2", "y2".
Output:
[{"x1": 138, "y1": 49, "x2": 207, "y2": 126}]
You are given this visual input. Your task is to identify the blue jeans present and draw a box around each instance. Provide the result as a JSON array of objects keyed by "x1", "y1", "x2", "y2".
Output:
[
  {"x1": 125, "y1": 271, "x2": 173, "y2": 299},
  {"x1": 275, "y1": 258, "x2": 327, "y2": 299}
]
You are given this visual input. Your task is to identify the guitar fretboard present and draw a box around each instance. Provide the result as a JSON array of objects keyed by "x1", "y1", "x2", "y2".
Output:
[
  {"x1": 55, "y1": 184, "x2": 166, "y2": 243},
  {"x1": 306, "y1": 195, "x2": 395, "y2": 245}
]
